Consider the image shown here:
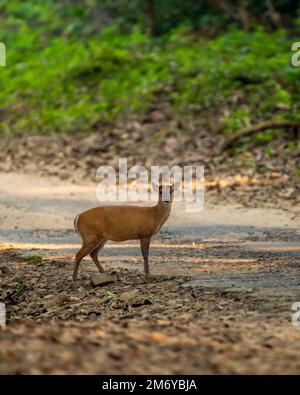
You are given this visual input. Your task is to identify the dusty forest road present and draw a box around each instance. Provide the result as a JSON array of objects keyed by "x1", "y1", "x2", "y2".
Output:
[{"x1": 0, "y1": 172, "x2": 300, "y2": 374}]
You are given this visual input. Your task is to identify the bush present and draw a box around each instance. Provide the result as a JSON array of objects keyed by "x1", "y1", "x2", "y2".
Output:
[{"x1": 0, "y1": 9, "x2": 299, "y2": 135}]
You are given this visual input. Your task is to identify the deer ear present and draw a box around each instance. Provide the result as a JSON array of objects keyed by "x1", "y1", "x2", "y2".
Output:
[
  {"x1": 172, "y1": 182, "x2": 181, "y2": 191},
  {"x1": 152, "y1": 183, "x2": 159, "y2": 192}
]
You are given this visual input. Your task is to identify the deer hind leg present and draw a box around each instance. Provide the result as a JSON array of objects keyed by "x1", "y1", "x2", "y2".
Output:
[
  {"x1": 90, "y1": 240, "x2": 106, "y2": 273},
  {"x1": 140, "y1": 237, "x2": 151, "y2": 278},
  {"x1": 73, "y1": 237, "x2": 99, "y2": 281}
]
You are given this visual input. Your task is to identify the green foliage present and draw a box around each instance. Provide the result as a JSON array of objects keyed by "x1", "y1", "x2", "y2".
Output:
[
  {"x1": 0, "y1": 1, "x2": 300, "y2": 135},
  {"x1": 12, "y1": 276, "x2": 25, "y2": 293},
  {"x1": 24, "y1": 255, "x2": 43, "y2": 265}
]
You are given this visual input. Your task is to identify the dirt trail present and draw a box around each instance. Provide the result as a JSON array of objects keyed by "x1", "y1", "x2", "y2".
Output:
[
  {"x1": 0, "y1": 171, "x2": 300, "y2": 374},
  {"x1": 0, "y1": 171, "x2": 298, "y2": 231}
]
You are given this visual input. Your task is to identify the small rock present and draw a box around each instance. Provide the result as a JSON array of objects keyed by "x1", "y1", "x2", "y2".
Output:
[
  {"x1": 0, "y1": 265, "x2": 10, "y2": 274},
  {"x1": 119, "y1": 290, "x2": 139, "y2": 302},
  {"x1": 80, "y1": 306, "x2": 101, "y2": 316},
  {"x1": 91, "y1": 273, "x2": 117, "y2": 287},
  {"x1": 278, "y1": 188, "x2": 295, "y2": 199},
  {"x1": 132, "y1": 299, "x2": 152, "y2": 308}
]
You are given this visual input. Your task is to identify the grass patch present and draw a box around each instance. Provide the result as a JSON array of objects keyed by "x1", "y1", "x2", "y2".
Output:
[{"x1": 24, "y1": 255, "x2": 43, "y2": 266}]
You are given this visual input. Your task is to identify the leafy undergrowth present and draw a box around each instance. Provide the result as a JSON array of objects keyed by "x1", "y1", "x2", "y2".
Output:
[
  {"x1": 1, "y1": 2, "x2": 299, "y2": 170},
  {"x1": 1, "y1": 21, "x2": 300, "y2": 137}
]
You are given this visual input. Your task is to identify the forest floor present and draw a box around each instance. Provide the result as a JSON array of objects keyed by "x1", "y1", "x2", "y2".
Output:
[{"x1": 0, "y1": 171, "x2": 300, "y2": 374}]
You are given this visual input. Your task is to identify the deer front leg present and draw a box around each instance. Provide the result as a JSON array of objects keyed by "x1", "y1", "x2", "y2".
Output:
[{"x1": 140, "y1": 237, "x2": 151, "y2": 278}]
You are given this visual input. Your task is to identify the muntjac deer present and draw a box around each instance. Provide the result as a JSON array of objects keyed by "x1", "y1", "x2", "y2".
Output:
[{"x1": 73, "y1": 183, "x2": 180, "y2": 281}]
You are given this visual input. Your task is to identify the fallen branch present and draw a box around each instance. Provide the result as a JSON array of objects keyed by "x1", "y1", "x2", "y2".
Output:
[{"x1": 222, "y1": 120, "x2": 300, "y2": 150}]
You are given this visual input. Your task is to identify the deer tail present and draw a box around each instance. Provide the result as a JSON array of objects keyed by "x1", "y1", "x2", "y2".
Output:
[{"x1": 74, "y1": 215, "x2": 80, "y2": 232}]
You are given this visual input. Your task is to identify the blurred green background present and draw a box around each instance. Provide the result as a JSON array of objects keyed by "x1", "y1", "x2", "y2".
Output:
[{"x1": 0, "y1": 0, "x2": 299, "y2": 137}]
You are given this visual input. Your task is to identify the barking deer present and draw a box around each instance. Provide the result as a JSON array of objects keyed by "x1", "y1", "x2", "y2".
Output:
[{"x1": 73, "y1": 183, "x2": 180, "y2": 280}]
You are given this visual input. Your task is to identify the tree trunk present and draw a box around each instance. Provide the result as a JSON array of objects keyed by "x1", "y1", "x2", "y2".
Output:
[{"x1": 147, "y1": 0, "x2": 159, "y2": 36}]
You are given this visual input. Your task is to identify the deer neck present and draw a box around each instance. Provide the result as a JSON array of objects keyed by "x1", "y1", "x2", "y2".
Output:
[{"x1": 155, "y1": 200, "x2": 172, "y2": 225}]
